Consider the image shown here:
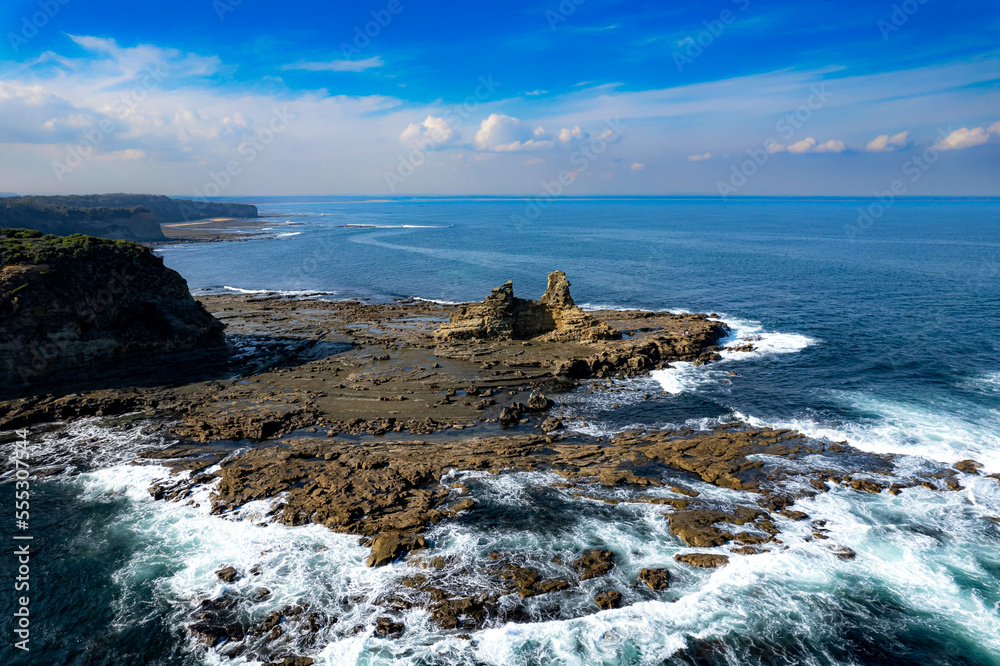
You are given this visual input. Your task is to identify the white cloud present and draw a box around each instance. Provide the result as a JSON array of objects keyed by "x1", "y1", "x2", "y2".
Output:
[
  {"x1": 281, "y1": 57, "x2": 384, "y2": 72},
  {"x1": 630, "y1": 162, "x2": 645, "y2": 172},
  {"x1": 864, "y1": 131, "x2": 909, "y2": 152},
  {"x1": 989, "y1": 121, "x2": 1000, "y2": 135},
  {"x1": 687, "y1": 152, "x2": 711, "y2": 161},
  {"x1": 934, "y1": 126, "x2": 990, "y2": 151},
  {"x1": 786, "y1": 137, "x2": 817, "y2": 154},
  {"x1": 524, "y1": 90, "x2": 547, "y2": 96},
  {"x1": 399, "y1": 115, "x2": 457, "y2": 148},
  {"x1": 474, "y1": 114, "x2": 552, "y2": 151},
  {"x1": 772, "y1": 138, "x2": 846, "y2": 154},
  {"x1": 557, "y1": 126, "x2": 586, "y2": 143},
  {"x1": 813, "y1": 139, "x2": 846, "y2": 153},
  {"x1": 473, "y1": 114, "x2": 588, "y2": 152}
]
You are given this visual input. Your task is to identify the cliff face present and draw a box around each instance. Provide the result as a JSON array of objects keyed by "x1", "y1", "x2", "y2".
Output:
[
  {"x1": 0, "y1": 202, "x2": 166, "y2": 241},
  {"x1": 6, "y1": 194, "x2": 258, "y2": 223},
  {"x1": 435, "y1": 271, "x2": 621, "y2": 343},
  {"x1": 0, "y1": 229, "x2": 225, "y2": 390},
  {"x1": 0, "y1": 194, "x2": 259, "y2": 242}
]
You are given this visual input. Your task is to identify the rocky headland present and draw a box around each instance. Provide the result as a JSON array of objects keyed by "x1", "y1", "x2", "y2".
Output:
[
  {"x1": 2, "y1": 268, "x2": 993, "y2": 663},
  {"x1": 0, "y1": 194, "x2": 258, "y2": 242},
  {"x1": 0, "y1": 228, "x2": 224, "y2": 391}
]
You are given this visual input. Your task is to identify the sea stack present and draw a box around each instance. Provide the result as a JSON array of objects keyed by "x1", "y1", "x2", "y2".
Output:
[
  {"x1": 0, "y1": 228, "x2": 225, "y2": 390},
  {"x1": 435, "y1": 270, "x2": 621, "y2": 343}
]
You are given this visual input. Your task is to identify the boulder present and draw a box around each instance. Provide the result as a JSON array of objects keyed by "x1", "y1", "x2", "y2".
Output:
[
  {"x1": 573, "y1": 548, "x2": 615, "y2": 580},
  {"x1": 215, "y1": 566, "x2": 239, "y2": 583},
  {"x1": 637, "y1": 568, "x2": 671, "y2": 591},
  {"x1": 527, "y1": 393, "x2": 554, "y2": 411},
  {"x1": 367, "y1": 533, "x2": 428, "y2": 567},
  {"x1": 594, "y1": 590, "x2": 622, "y2": 610}
]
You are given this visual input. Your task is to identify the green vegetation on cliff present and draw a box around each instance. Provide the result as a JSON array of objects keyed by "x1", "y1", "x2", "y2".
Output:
[
  {"x1": 0, "y1": 228, "x2": 149, "y2": 264},
  {"x1": 0, "y1": 194, "x2": 258, "y2": 242},
  {"x1": 6, "y1": 194, "x2": 258, "y2": 223}
]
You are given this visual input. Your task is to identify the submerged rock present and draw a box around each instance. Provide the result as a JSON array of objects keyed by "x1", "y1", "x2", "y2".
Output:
[
  {"x1": 375, "y1": 617, "x2": 404, "y2": 637},
  {"x1": 674, "y1": 553, "x2": 729, "y2": 568},
  {"x1": 573, "y1": 548, "x2": 615, "y2": 580},
  {"x1": 594, "y1": 590, "x2": 623, "y2": 610},
  {"x1": 215, "y1": 566, "x2": 239, "y2": 583},
  {"x1": 637, "y1": 568, "x2": 671, "y2": 591}
]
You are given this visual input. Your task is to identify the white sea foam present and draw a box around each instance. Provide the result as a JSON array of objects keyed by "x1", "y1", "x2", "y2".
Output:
[
  {"x1": 648, "y1": 316, "x2": 816, "y2": 396},
  {"x1": 966, "y1": 370, "x2": 1000, "y2": 395},
  {"x1": 413, "y1": 296, "x2": 468, "y2": 306},
  {"x1": 40, "y1": 420, "x2": 1000, "y2": 665},
  {"x1": 214, "y1": 286, "x2": 336, "y2": 299},
  {"x1": 735, "y1": 390, "x2": 1000, "y2": 473}
]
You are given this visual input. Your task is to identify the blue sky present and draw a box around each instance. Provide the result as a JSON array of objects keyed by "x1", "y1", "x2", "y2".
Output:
[{"x1": 0, "y1": 0, "x2": 998, "y2": 195}]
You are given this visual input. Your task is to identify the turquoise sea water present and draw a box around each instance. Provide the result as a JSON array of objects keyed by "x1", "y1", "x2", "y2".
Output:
[{"x1": 4, "y1": 197, "x2": 1000, "y2": 665}]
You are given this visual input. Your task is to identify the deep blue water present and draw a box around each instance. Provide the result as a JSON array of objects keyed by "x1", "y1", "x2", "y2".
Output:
[{"x1": 4, "y1": 198, "x2": 1000, "y2": 665}]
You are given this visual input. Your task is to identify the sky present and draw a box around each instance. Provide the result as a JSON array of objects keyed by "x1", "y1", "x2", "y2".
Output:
[{"x1": 0, "y1": 0, "x2": 998, "y2": 196}]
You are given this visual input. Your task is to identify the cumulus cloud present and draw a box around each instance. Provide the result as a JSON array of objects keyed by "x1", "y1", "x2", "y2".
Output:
[
  {"x1": 281, "y1": 57, "x2": 384, "y2": 72},
  {"x1": 687, "y1": 152, "x2": 711, "y2": 161},
  {"x1": 934, "y1": 126, "x2": 991, "y2": 151},
  {"x1": 473, "y1": 114, "x2": 589, "y2": 152},
  {"x1": 991, "y1": 121, "x2": 1000, "y2": 135},
  {"x1": 399, "y1": 115, "x2": 457, "y2": 148},
  {"x1": 557, "y1": 126, "x2": 585, "y2": 143},
  {"x1": 630, "y1": 162, "x2": 645, "y2": 172},
  {"x1": 786, "y1": 137, "x2": 817, "y2": 154},
  {"x1": 474, "y1": 114, "x2": 551, "y2": 151},
  {"x1": 769, "y1": 137, "x2": 846, "y2": 154},
  {"x1": 864, "y1": 131, "x2": 910, "y2": 152},
  {"x1": 813, "y1": 139, "x2": 846, "y2": 153}
]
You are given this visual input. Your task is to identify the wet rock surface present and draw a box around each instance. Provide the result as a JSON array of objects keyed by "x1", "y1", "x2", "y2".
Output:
[{"x1": 3, "y1": 274, "x2": 985, "y2": 662}]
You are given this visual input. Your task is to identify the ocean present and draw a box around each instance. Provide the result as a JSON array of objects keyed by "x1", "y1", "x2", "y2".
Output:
[{"x1": 4, "y1": 197, "x2": 1000, "y2": 665}]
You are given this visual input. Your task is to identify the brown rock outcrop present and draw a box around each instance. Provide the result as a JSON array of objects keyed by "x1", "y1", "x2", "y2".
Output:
[
  {"x1": 0, "y1": 229, "x2": 225, "y2": 392},
  {"x1": 675, "y1": 553, "x2": 729, "y2": 568},
  {"x1": 435, "y1": 271, "x2": 620, "y2": 343},
  {"x1": 637, "y1": 568, "x2": 671, "y2": 591}
]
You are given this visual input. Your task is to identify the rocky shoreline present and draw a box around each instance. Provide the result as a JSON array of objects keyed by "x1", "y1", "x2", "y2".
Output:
[{"x1": 2, "y1": 270, "x2": 996, "y2": 664}]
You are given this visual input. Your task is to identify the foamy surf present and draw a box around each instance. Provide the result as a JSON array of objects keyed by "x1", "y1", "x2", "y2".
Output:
[
  {"x1": 734, "y1": 390, "x2": 1000, "y2": 473},
  {"x1": 17, "y1": 414, "x2": 1000, "y2": 666},
  {"x1": 649, "y1": 316, "x2": 816, "y2": 396}
]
